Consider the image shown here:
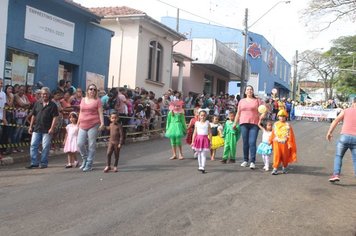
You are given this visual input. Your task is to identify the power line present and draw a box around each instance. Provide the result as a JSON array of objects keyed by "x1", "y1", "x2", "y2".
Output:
[{"x1": 155, "y1": 0, "x2": 231, "y2": 28}]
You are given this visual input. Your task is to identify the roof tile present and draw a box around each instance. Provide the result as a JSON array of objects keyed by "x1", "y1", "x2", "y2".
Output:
[{"x1": 90, "y1": 6, "x2": 146, "y2": 17}]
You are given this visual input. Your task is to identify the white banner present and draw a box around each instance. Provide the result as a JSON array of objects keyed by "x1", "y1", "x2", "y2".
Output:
[
  {"x1": 295, "y1": 106, "x2": 337, "y2": 119},
  {"x1": 24, "y1": 6, "x2": 75, "y2": 51}
]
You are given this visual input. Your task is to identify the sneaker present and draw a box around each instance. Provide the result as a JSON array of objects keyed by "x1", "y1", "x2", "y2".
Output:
[
  {"x1": 229, "y1": 159, "x2": 236, "y2": 163},
  {"x1": 79, "y1": 161, "x2": 87, "y2": 170},
  {"x1": 282, "y1": 167, "x2": 288, "y2": 174},
  {"x1": 240, "y1": 161, "x2": 248, "y2": 167},
  {"x1": 83, "y1": 166, "x2": 93, "y2": 172},
  {"x1": 220, "y1": 159, "x2": 227, "y2": 164},
  {"x1": 271, "y1": 168, "x2": 278, "y2": 175},
  {"x1": 249, "y1": 162, "x2": 255, "y2": 169},
  {"x1": 329, "y1": 174, "x2": 340, "y2": 182},
  {"x1": 264, "y1": 166, "x2": 269, "y2": 172}
]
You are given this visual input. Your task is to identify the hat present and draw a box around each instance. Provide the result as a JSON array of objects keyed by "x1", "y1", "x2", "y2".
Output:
[
  {"x1": 277, "y1": 109, "x2": 288, "y2": 117},
  {"x1": 169, "y1": 100, "x2": 184, "y2": 113}
]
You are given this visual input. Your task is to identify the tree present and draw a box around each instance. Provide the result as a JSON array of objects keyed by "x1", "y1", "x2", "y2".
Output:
[
  {"x1": 302, "y1": 0, "x2": 356, "y2": 31},
  {"x1": 298, "y1": 50, "x2": 338, "y2": 100},
  {"x1": 329, "y1": 35, "x2": 356, "y2": 99}
]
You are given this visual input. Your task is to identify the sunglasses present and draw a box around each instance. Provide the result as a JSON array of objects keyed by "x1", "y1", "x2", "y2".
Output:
[{"x1": 89, "y1": 88, "x2": 97, "y2": 91}]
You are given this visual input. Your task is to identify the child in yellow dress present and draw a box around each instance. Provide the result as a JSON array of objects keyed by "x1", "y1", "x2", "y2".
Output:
[{"x1": 210, "y1": 115, "x2": 224, "y2": 161}]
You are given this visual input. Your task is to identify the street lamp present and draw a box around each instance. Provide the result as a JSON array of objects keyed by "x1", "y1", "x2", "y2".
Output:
[{"x1": 240, "y1": 1, "x2": 291, "y2": 97}]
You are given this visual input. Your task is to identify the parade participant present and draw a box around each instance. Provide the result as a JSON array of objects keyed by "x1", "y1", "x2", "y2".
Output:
[
  {"x1": 234, "y1": 85, "x2": 264, "y2": 169},
  {"x1": 27, "y1": 87, "x2": 59, "y2": 169},
  {"x1": 77, "y1": 84, "x2": 105, "y2": 172},
  {"x1": 165, "y1": 100, "x2": 186, "y2": 160},
  {"x1": 186, "y1": 108, "x2": 199, "y2": 157},
  {"x1": 103, "y1": 112, "x2": 124, "y2": 173},
  {"x1": 326, "y1": 97, "x2": 356, "y2": 182},
  {"x1": 191, "y1": 109, "x2": 211, "y2": 173},
  {"x1": 257, "y1": 120, "x2": 273, "y2": 171},
  {"x1": 221, "y1": 112, "x2": 241, "y2": 164},
  {"x1": 63, "y1": 112, "x2": 79, "y2": 168},
  {"x1": 210, "y1": 115, "x2": 224, "y2": 161},
  {"x1": 269, "y1": 110, "x2": 297, "y2": 175}
]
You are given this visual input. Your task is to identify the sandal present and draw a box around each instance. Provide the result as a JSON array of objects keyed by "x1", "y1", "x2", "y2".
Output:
[
  {"x1": 103, "y1": 166, "x2": 111, "y2": 173},
  {"x1": 178, "y1": 156, "x2": 184, "y2": 160},
  {"x1": 169, "y1": 156, "x2": 177, "y2": 160},
  {"x1": 112, "y1": 167, "x2": 118, "y2": 172},
  {"x1": 65, "y1": 164, "x2": 72, "y2": 168}
]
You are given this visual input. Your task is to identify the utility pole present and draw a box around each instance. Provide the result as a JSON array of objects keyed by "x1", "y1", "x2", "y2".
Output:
[
  {"x1": 292, "y1": 50, "x2": 298, "y2": 101},
  {"x1": 240, "y1": 8, "x2": 248, "y2": 97}
]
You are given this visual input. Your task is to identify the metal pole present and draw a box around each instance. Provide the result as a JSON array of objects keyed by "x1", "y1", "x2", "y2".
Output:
[
  {"x1": 240, "y1": 8, "x2": 248, "y2": 98},
  {"x1": 292, "y1": 50, "x2": 298, "y2": 101},
  {"x1": 176, "y1": 8, "x2": 179, "y2": 32}
]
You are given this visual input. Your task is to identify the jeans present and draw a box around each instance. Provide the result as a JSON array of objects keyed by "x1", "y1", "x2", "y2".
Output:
[
  {"x1": 77, "y1": 125, "x2": 99, "y2": 166},
  {"x1": 333, "y1": 134, "x2": 356, "y2": 175},
  {"x1": 12, "y1": 117, "x2": 25, "y2": 144},
  {"x1": 240, "y1": 124, "x2": 259, "y2": 163},
  {"x1": 30, "y1": 132, "x2": 52, "y2": 166}
]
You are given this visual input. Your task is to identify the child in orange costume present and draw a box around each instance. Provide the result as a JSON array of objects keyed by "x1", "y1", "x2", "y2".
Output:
[{"x1": 269, "y1": 109, "x2": 297, "y2": 175}]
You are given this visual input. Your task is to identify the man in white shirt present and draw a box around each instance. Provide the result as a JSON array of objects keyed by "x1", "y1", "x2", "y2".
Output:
[{"x1": 0, "y1": 78, "x2": 8, "y2": 158}]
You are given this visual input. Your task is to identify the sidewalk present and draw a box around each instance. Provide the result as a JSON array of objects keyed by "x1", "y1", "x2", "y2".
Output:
[{"x1": 0, "y1": 133, "x2": 164, "y2": 166}]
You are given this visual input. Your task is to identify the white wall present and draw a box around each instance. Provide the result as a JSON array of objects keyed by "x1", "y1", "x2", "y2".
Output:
[{"x1": 0, "y1": 0, "x2": 9, "y2": 79}]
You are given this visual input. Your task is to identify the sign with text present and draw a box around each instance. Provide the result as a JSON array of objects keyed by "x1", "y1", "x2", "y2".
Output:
[
  {"x1": 24, "y1": 6, "x2": 75, "y2": 51},
  {"x1": 295, "y1": 106, "x2": 337, "y2": 119}
]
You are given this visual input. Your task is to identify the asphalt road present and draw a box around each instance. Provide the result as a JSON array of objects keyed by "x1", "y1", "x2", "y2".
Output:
[{"x1": 0, "y1": 121, "x2": 356, "y2": 236}]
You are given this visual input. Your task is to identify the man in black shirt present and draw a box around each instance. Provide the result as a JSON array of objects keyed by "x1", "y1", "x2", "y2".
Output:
[{"x1": 27, "y1": 87, "x2": 59, "y2": 169}]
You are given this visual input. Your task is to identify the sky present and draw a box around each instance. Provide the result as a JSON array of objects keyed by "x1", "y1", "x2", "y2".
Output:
[{"x1": 74, "y1": 0, "x2": 356, "y2": 62}]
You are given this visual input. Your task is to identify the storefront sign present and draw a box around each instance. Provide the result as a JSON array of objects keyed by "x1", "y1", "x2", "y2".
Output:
[
  {"x1": 24, "y1": 6, "x2": 75, "y2": 51},
  {"x1": 295, "y1": 106, "x2": 337, "y2": 119},
  {"x1": 247, "y1": 43, "x2": 262, "y2": 59}
]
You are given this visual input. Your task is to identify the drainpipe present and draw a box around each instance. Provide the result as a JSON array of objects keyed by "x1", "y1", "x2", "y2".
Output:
[{"x1": 116, "y1": 17, "x2": 124, "y2": 88}]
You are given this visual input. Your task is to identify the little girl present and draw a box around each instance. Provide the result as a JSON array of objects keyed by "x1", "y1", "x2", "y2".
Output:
[
  {"x1": 63, "y1": 112, "x2": 79, "y2": 168},
  {"x1": 165, "y1": 100, "x2": 187, "y2": 160},
  {"x1": 191, "y1": 109, "x2": 212, "y2": 173},
  {"x1": 257, "y1": 120, "x2": 273, "y2": 171},
  {"x1": 104, "y1": 112, "x2": 123, "y2": 173},
  {"x1": 210, "y1": 115, "x2": 224, "y2": 161},
  {"x1": 269, "y1": 110, "x2": 297, "y2": 175}
]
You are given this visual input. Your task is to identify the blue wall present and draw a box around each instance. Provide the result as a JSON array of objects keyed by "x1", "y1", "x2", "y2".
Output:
[
  {"x1": 6, "y1": 0, "x2": 111, "y2": 90},
  {"x1": 162, "y1": 16, "x2": 291, "y2": 98}
]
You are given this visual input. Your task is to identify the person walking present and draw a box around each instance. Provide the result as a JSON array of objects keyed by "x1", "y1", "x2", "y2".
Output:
[
  {"x1": 191, "y1": 109, "x2": 211, "y2": 173},
  {"x1": 234, "y1": 85, "x2": 264, "y2": 169},
  {"x1": 63, "y1": 112, "x2": 79, "y2": 168},
  {"x1": 27, "y1": 87, "x2": 59, "y2": 169},
  {"x1": 326, "y1": 97, "x2": 356, "y2": 182},
  {"x1": 77, "y1": 84, "x2": 105, "y2": 172},
  {"x1": 103, "y1": 112, "x2": 124, "y2": 173}
]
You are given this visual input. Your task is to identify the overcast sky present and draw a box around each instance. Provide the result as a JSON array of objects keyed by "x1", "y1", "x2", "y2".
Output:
[{"x1": 74, "y1": 0, "x2": 356, "y2": 62}]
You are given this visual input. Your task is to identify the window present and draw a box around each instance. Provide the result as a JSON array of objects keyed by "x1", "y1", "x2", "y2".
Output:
[
  {"x1": 216, "y1": 79, "x2": 226, "y2": 94},
  {"x1": 5, "y1": 47, "x2": 37, "y2": 86},
  {"x1": 203, "y1": 74, "x2": 213, "y2": 95},
  {"x1": 274, "y1": 56, "x2": 278, "y2": 75},
  {"x1": 148, "y1": 41, "x2": 163, "y2": 82}
]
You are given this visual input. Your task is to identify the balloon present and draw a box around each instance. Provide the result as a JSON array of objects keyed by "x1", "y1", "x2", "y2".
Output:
[{"x1": 258, "y1": 105, "x2": 267, "y2": 114}]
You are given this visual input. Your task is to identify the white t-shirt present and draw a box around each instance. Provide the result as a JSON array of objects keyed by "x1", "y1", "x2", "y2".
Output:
[
  {"x1": 0, "y1": 91, "x2": 6, "y2": 120},
  {"x1": 196, "y1": 120, "x2": 209, "y2": 135}
]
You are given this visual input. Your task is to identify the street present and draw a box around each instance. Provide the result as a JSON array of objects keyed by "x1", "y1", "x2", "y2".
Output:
[{"x1": 0, "y1": 120, "x2": 356, "y2": 236}]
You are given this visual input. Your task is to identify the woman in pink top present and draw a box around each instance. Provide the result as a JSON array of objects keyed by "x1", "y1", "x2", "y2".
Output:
[
  {"x1": 77, "y1": 84, "x2": 104, "y2": 172},
  {"x1": 234, "y1": 85, "x2": 264, "y2": 169},
  {"x1": 326, "y1": 98, "x2": 356, "y2": 182}
]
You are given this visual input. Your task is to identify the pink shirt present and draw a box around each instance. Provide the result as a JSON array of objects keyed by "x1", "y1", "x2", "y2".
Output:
[
  {"x1": 79, "y1": 98, "x2": 102, "y2": 130},
  {"x1": 237, "y1": 98, "x2": 262, "y2": 125},
  {"x1": 341, "y1": 107, "x2": 356, "y2": 135}
]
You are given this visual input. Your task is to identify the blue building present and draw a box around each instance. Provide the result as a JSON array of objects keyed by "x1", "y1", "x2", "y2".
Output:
[
  {"x1": 161, "y1": 17, "x2": 291, "y2": 98},
  {"x1": 4, "y1": 0, "x2": 112, "y2": 91}
]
